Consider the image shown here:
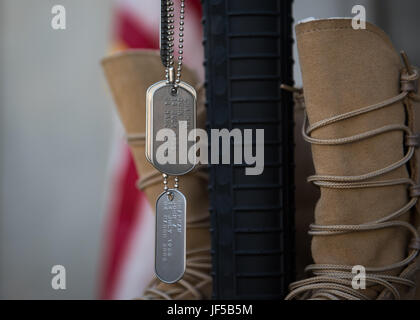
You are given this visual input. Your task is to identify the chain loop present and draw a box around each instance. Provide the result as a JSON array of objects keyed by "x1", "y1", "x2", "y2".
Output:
[{"x1": 162, "y1": 174, "x2": 180, "y2": 193}]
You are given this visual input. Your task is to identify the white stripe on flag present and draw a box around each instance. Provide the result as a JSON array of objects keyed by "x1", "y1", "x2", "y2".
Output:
[{"x1": 113, "y1": 200, "x2": 155, "y2": 299}]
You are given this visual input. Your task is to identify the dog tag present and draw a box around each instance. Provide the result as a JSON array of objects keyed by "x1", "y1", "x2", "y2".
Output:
[
  {"x1": 155, "y1": 189, "x2": 186, "y2": 283},
  {"x1": 146, "y1": 81, "x2": 196, "y2": 176}
]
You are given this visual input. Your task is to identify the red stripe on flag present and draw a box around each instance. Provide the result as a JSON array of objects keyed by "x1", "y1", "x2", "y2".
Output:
[
  {"x1": 189, "y1": 0, "x2": 202, "y2": 18},
  {"x1": 115, "y1": 7, "x2": 159, "y2": 49},
  {"x1": 100, "y1": 148, "x2": 142, "y2": 299}
]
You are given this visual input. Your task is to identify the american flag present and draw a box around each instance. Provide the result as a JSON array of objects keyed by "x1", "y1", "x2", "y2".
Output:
[{"x1": 100, "y1": 0, "x2": 203, "y2": 300}]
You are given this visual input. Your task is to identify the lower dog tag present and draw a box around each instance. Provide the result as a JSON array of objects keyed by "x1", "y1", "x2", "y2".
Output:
[{"x1": 155, "y1": 189, "x2": 186, "y2": 283}]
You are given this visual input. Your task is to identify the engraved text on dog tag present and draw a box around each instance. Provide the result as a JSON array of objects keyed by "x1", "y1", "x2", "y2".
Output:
[
  {"x1": 155, "y1": 189, "x2": 186, "y2": 283},
  {"x1": 146, "y1": 81, "x2": 196, "y2": 176}
]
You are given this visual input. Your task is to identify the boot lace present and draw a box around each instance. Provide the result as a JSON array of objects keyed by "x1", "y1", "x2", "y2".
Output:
[{"x1": 283, "y1": 52, "x2": 420, "y2": 300}]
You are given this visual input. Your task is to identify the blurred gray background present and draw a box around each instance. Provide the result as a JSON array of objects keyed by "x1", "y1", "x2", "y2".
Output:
[
  {"x1": 0, "y1": 0, "x2": 114, "y2": 299},
  {"x1": 0, "y1": 0, "x2": 419, "y2": 299}
]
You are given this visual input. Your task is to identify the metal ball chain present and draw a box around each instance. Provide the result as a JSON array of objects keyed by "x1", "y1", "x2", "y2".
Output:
[
  {"x1": 163, "y1": 173, "x2": 169, "y2": 192},
  {"x1": 162, "y1": 174, "x2": 179, "y2": 193},
  {"x1": 161, "y1": 1, "x2": 184, "y2": 194},
  {"x1": 164, "y1": 0, "x2": 185, "y2": 91}
]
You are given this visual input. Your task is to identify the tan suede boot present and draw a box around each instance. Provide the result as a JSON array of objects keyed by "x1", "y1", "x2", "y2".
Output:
[
  {"x1": 102, "y1": 50, "x2": 211, "y2": 300},
  {"x1": 286, "y1": 19, "x2": 420, "y2": 300}
]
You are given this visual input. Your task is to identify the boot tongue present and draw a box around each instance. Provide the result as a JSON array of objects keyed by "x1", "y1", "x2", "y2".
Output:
[{"x1": 296, "y1": 19, "x2": 411, "y2": 297}]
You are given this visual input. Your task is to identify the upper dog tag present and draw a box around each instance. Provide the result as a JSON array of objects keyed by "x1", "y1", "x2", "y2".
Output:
[{"x1": 146, "y1": 81, "x2": 196, "y2": 176}]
